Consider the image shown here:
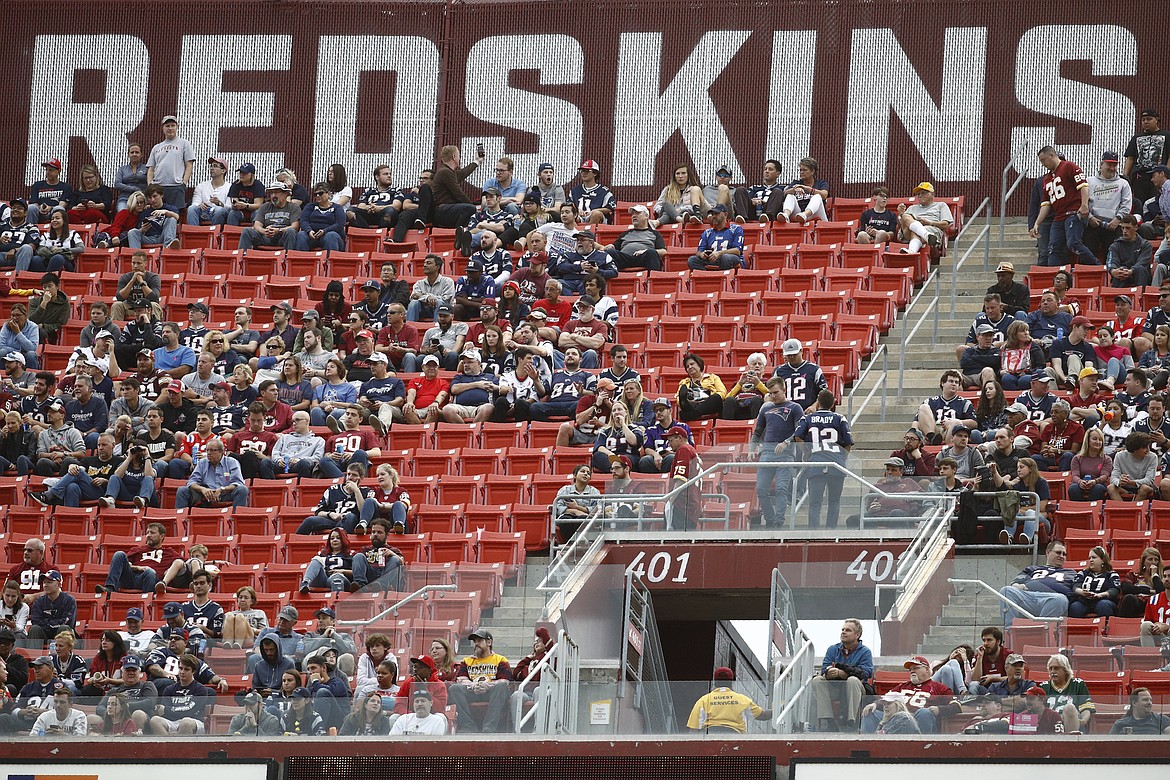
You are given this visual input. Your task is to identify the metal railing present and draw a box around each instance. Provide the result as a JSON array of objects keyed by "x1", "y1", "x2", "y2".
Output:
[
  {"x1": 622, "y1": 571, "x2": 675, "y2": 733},
  {"x1": 512, "y1": 629, "x2": 580, "y2": 735},
  {"x1": 948, "y1": 577, "x2": 1064, "y2": 625},
  {"x1": 335, "y1": 583, "x2": 458, "y2": 628},
  {"x1": 871, "y1": 497, "x2": 955, "y2": 626},
  {"x1": 1000, "y1": 158, "x2": 1028, "y2": 247},
  {"x1": 770, "y1": 628, "x2": 816, "y2": 734}
]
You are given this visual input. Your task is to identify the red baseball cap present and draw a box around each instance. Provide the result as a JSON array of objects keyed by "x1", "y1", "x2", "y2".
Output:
[{"x1": 579, "y1": 159, "x2": 600, "y2": 172}]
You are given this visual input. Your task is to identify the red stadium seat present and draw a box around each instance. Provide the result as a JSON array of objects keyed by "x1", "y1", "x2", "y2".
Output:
[
  {"x1": 427, "y1": 532, "x2": 475, "y2": 564},
  {"x1": 458, "y1": 448, "x2": 507, "y2": 477}
]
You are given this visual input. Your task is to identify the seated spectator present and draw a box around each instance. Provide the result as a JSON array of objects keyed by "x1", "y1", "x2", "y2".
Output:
[
  {"x1": 318, "y1": 407, "x2": 382, "y2": 478},
  {"x1": 722, "y1": 352, "x2": 768, "y2": 420},
  {"x1": 652, "y1": 163, "x2": 705, "y2": 226},
  {"x1": 998, "y1": 320, "x2": 1046, "y2": 391},
  {"x1": 1046, "y1": 316, "x2": 1097, "y2": 390},
  {"x1": 614, "y1": 377, "x2": 653, "y2": 428},
  {"x1": 352, "y1": 518, "x2": 405, "y2": 591},
  {"x1": 28, "y1": 273, "x2": 69, "y2": 345},
  {"x1": 1068, "y1": 367, "x2": 1110, "y2": 429},
  {"x1": 401, "y1": 355, "x2": 448, "y2": 424},
  {"x1": 220, "y1": 586, "x2": 269, "y2": 651},
  {"x1": 359, "y1": 463, "x2": 411, "y2": 533},
  {"x1": 227, "y1": 402, "x2": 280, "y2": 478},
  {"x1": 32, "y1": 400, "x2": 84, "y2": 476},
  {"x1": 176, "y1": 438, "x2": 249, "y2": 510},
  {"x1": 1003, "y1": 456, "x2": 1050, "y2": 544},
  {"x1": 117, "y1": 318, "x2": 165, "y2": 389},
  {"x1": 644, "y1": 397, "x2": 691, "y2": 474},
  {"x1": 553, "y1": 230, "x2": 616, "y2": 295},
  {"x1": 281, "y1": 686, "x2": 326, "y2": 735},
  {"x1": 591, "y1": 401, "x2": 644, "y2": 475},
  {"x1": 1034, "y1": 400, "x2": 1083, "y2": 471},
  {"x1": 0, "y1": 304, "x2": 40, "y2": 369},
  {"x1": 960, "y1": 325, "x2": 1001, "y2": 389},
  {"x1": 555, "y1": 379, "x2": 612, "y2": 448},
  {"x1": 858, "y1": 457, "x2": 928, "y2": 525},
  {"x1": 1016, "y1": 374, "x2": 1058, "y2": 430},
  {"x1": 1092, "y1": 327, "x2": 1130, "y2": 389},
  {"x1": 490, "y1": 347, "x2": 545, "y2": 422},
  {"x1": 915, "y1": 370, "x2": 978, "y2": 445},
  {"x1": 137, "y1": 406, "x2": 178, "y2": 476},
  {"x1": 888, "y1": 428, "x2": 936, "y2": 483},
  {"x1": 26, "y1": 571, "x2": 73, "y2": 643},
  {"x1": 0, "y1": 583, "x2": 30, "y2": 641},
  {"x1": 0, "y1": 199, "x2": 40, "y2": 271},
  {"x1": 1123, "y1": 549, "x2": 1165, "y2": 621},
  {"x1": 229, "y1": 690, "x2": 283, "y2": 737},
  {"x1": 973, "y1": 380, "x2": 1008, "y2": 439},
  {"x1": 239, "y1": 181, "x2": 300, "y2": 250},
  {"x1": 855, "y1": 187, "x2": 898, "y2": 244},
  {"x1": 557, "y1": 296, "x2": 608, "y2": 369},
  {"x1": 810, "y1": 618, "x2": 873, "y2": 733},
  {"x1": 1068, "y1": 428, "x2": 1112, "y2": 501},
  {"x1": 96, "y1": 522, "x2": 180, "y2": 595},
  {"x1": 552, "y1": 464, "x2": 600, "y2": 535},
  {"x1": 185, "y1": 156, "x2": 230, "y2": 227},
  {"x1": 167, "y1": 408, "x2": 218, "y2": 481},
  {"x1": 1107, "y1": 215, "x2": 1152, "y2": 287},
  {"x1": 999, "y1": 540, "x2": 1076, "y2": 626},
  {"x1": 407, "y1": 254, "x2": 456, "y2": 324},
  {"x1": 1068, "y1": 545, "x2": 1121, "y2": 618},
  {"x1": 148, "y1": 653, "x2": 213, "y2": 735},
  {"x1": 441, "y1": 349, "x2": 499, "y2": 424},
  {"x1": 529, "y1": 346, "x2": 592, "y2": 421},
  {"x1": 446, "y1": 629, "x2": 512, "y2": 733},
  {"x1": 298, "y1": 608, "x2": 357, "y2": 677},
  {"x1": 1138, "y1": 324, "x2": 1170, "y2": 390},
  {"x1": 1110, "y1": 688, "x2": 1170, "y2": 735},
  {"x1": 605, "y1": 205, "x2": 666, "y2": 270},
  {"x1": 354, "y1": 633, "x2": 395, "y2": 700},
  {"x1": 985, "y1": 653, "x2": 1036, "y2": 699},
  {"x1": 354, "y1": 280, "x2": 389, "y2": 332},
  {"x1": 0, "y1": 409, "x2": 35, "y2": 475},
  {"x1": 686, "y1": 205, "x2": 744, "y2": 270},
  {"x1": 530, "y1": 279, "x2": 573, "y2": 343},
  {"x1": 676, "y1": 352, "x2": 726, "y2": 421},
  {"x1": 32, "y1": 209, "x2": 83, "y2": 272},
  {"x1": 779, "y1": 158, "x2": 830, "y2": 224},
  {"x1": 309, "y1": 357, "x2": 358, "y2": 428},
  {"x1": 266, "y1": 410, "x2": 324, "y2": 478},
  {"x1": 860, "y1": 654, "x2": 953, "y2": 734},
  {"x1": 29, "y1": 431, "x2": 119, "y2": 507},
  {"x1": 297, "y1": 464, "x2": 372, "y2": 536},
  {"x1": 1040, "y1": 653, "x2": 1095, "y2": 733},
  {"x1": 1109, "y1": 431, "x2": 1158, "y2": 501},
  {"x1": 341, "y1": 693, "x2": 392, "y2": 736},
  {"x1": 297, "y1": 184, "x2": 347, "y2": 251},
  {"x1": 249, "y1": 606, "x2": 302, "y2": 674},
  {"x1": 938, "y1": 426, "x2": 987, "y2": 482},
  {"x1": 1026, "y1": 290, "x2": 1073, "y2": 356},
  {"x1": 1115, "y1": 367, "x2": 1152, "y2": 420},
  {"x1": 872, "y1": 692, "x2": 920, "y2": 734},
  {"x1": 127, "y1": 185, "x2": 179, "y2": 250},
  {"x1": 315, "y1": 281, "x2": 351, "y2": 341},
  {"x1": 390, "y1": 678, "x2": 449, "y2": 736},
  {"x1": 49, "y1": 632, "x2": 89, "y2": 696}
]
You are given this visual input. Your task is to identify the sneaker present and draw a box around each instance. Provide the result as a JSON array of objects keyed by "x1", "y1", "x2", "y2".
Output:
[
  {"x1": 413, "y1": 219, "x2": 427, "y2": 230},
  {"x1": 28, "y1": 490, "x2": 51, "y2": 506},
  {"x1": 927, "y1": 233, "x2": 941, "y2": 250},
  {"x1": 154, "y1": 582, "x2": 167, "y2": 596},
  {"x1": 687, "y1": 213, "x2": 703, "y2": 225},
  {"x1": 734, "y1": 215, "x2": 746, "y2": 225},
  {"x1": 99, "y1": 496, "x2": 116, "y2": 509},
  {"x1": 94, "y1": 584, "x2": 110, "y2": 595},
  {"x1": 166, "y1": 238, "x2": 181, "y2": 250},
  {"x1": 999, "y1": 529, "x2": 1011, "y2": 545},
  {"x1": 898, "y1": 247, "x2": 910, "y2": 254},
  {"x1": 355, "y1": 521, "x2": 369, "y2": 535},
  {"x1": 792, "y1": 212, "x2": 807, "y2": 224},
  {"x1": 927, "y1": 432, "x2": 944, "y2": 446},
  {"x1": 97, "y1": 240, "x2": 109, "y2": 249},
  {"x1": 369, "y1": 415, "x2": 387, "y2": 437},
  {"x1": 1017, "y1": 532, "x2": 1031, "y2": 545},
  {"x1": 133, "y1": 496, "x2": 147, "y2": 510},
  {"x1": 299, "y1": 582, "x2": 310, "y2": 596},
  {"x1": 326, "y1": 415, "x2": 343, "y2": 434},
  {"x1": 775, "y1": 212, "x2": 789, "y2": 224}
]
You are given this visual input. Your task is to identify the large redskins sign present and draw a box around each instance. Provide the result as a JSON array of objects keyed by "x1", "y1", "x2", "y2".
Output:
[{"x1": 1, "y1": 1, "x2": 1165, "y2": 206}]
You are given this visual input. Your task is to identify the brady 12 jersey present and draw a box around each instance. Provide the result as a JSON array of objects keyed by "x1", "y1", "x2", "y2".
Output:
[
  {"x1": 569, "y1": 184, "x2": 616, "y2": 222},
  {"x1": 1016, "y1": 391, "x2": 1055, "y2": 423},
  {"x1": 774, "y1": 361, "x2": 828, "y2": 409},
  {"x1": 1041, "y1": 160, "x2": 1089, "y2": 220},
  {"x1": 793, "y1": 410, "x2": 854, "y2": 464},
  {"x1": 922, "y1": 393, "x2": 975, "y2": 426},
  {"x1": 206, "y1": 403, "x2": 246, "y2": 434}
]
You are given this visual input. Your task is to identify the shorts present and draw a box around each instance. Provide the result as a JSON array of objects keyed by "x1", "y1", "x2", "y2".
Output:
[
  {"x1": 444, "y1": 403, "x2": 485, "y2": 420},
  {"x1": 567, "y1": 427, "x2": 594, "y2": 446},
  {"x1": 159, "y1": 717, "x2": 205, "y2": 734}
]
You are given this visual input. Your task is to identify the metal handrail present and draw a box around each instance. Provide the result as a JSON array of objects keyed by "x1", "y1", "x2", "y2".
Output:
[
  {"x1": 1000, "y1": 158, "x2": 1028, "y2": 246},
  {"x1": 770, "y1": 632, "x2": 815, "y2": 734},
  {"x1": 335, "y1": 584, "x2": 457, "y2": 627},
  {"x1": 948, "y1": 577, "x2": 1064, "y2": 623},
  {"x1": 847, "y1": 343, "x2": 888, "y2": 425}
]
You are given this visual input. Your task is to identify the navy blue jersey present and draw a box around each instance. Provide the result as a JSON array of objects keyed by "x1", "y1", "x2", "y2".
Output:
[
  {"x1": 454, "y1": 274, "x2": 497, "y2": 301},
  {"x1": 546, "y1": 369, "x2": 594, "y2": 401},
  {"x1": 553, "y1": 249, "x2": 617, "y2": 284},
  {"x1": 794, "y1": 410, "x2": 854, "y2": 464},
  {"x1": 471, "y1": 248, "x2": 513, "y2": 280},
  {"x1": 316, "y1": 551, "x2": 354, "y2": 572},
  {"x1": 858, "y1": 208, "x2": 898, "y2": 234},
  {"x1": 359, "y1": 376, "x2": 404, "y2": 405},
  {"x1": 179, "y1": 325, "x2": 208, "y2": 353},
  {"x1": 313, "y1": 482, "x2": 375, "y2": 517},
  {"x1": 354, "y1": 300, "x2": 389, "y2": 331},
  {"x1": 147, "y1": 647, "x2": 215, "y2": 683},
  {"x1": 1142, "y1": 307, "x2": 1170, "y2": 334},
  {"x1": 1116, "y1": 390, "x2": 1151, "y2": 419},
  {"x1": 773, "y1": 361, "x2": 829, "y2": 409},
  {"x1": 15, "y1": 678, "x2": 60, "y2": 712},
  {"x1": 159, "y1": 679, "x2": 212, "y2": 720},
  {"x1": 20, "y1": 395, "x2": 54, "y2": 425},
  {"x1": 207, "y1": 402, "x2": 247, "y2": 434},
  {"x1": 1016, "y1": 391, "x2": 1056, "y2": 423},
  {"x1": 1134, "y1": 415, "x2": 1170, "y2": 455},
  {"x1": 0, "y1": 220, "x2": 40, "y2": 250},
  {"x1": 965, "y1": 313, "x2": 1015, "y2": 345},
  {"x1": 182, "y1": 599, "x2": 225, "y2": 635},
  {"x1": 594, "y1": 425, "x2": 645, "y2": 460},
  {"x1": 644, "y1": 420, "x2": 693, "y2": 455},
  {"x1": 1027, "y1": 310, "x2": 1073, "y2": 341},
  {"x1": 922, "y1": 394, "x2": 975, "y2": 426},
  {"x1": 1048, "y1": 337, "x2": 1097, "y2": 369},
  {"x1": 468, "y1": 207, "x2": 515, "y2": 231},
  {"x1": 51, "y1": 653, "x2": 88, "y2": 690},
  {"x1": 358, "y1": 186, "x2": 400, "y2": 207},
  {"x1": 756, "y1": 400, "x2": 805, "y2": 444},
  {"x1": 747, "y1": 183, "x2": 784, "y2": 216},
  {"x1": 30, "y1": 181, "x2": 75, "y2": 210},
  {"x1": 569, "y1": 184, "x2": 617, "y2": 221}
]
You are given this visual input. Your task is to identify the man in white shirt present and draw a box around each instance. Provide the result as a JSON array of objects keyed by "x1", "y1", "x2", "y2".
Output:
[
  {"x1": 30, "y1": 688, "x2": 88, "y2": 736},
  {"x1": 388, "y1": 687, "x2": 448, "y2": 735},
  {"x1": 186, "y1": 157, "x2": 232, "y2": 226}
]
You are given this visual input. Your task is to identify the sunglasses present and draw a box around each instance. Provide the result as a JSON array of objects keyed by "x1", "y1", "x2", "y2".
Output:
[
  {"x1": 314, "y1": 191, "x2": 328, "y2": 196},
  {"x1": 209, "y1": 339, "x2": 224, "y2": 344}
]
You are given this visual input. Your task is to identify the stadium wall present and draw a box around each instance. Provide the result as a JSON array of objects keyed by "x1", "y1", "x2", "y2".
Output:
[{"x1": 2, "y1": 1, "x2": 1164, "y2": 207}]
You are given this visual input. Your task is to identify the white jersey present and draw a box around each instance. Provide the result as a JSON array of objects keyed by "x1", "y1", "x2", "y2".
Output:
[
  {"x1": 30, "y1": 708, "x2": 89, "y2": 736},
  {"x1": 389, "y1": 712, "x2": 448, "y2": 735}
]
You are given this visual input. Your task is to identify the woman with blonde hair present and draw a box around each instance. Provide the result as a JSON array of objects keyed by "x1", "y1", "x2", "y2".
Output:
[
  {"x1": 1119, "y1": 547, "x2": 1164, "y2": 618},
  {"x1": 361, "y1": 463, "x2": 412, "y2": 532},
  {"x1": 69, "y1": 163, "x2": 114, "y2": 224},
  {"x1": 429, "y1": 637, "x2": 457, "y2": 681},
  {"x1": 652, "y1": 163, "x2": 706, "y2": 227}
]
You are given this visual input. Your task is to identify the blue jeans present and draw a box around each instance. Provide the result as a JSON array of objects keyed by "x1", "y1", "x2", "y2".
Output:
[
  {"x1": 309, "y1": 407, "x2": 346, "y2": 426},
  {"x1": 29, "y1": 252, "x2": 75, "y2": 273},
  {"x1": 296, "y1": 511, "x2": 359, "y2": 535},
  {"x1": 175, "y1": 483, "x2": 249, "y2": 509},
  {"x1": 261, "y1": 457, "x2": 315, "y2": 478},
  {"x1": 0, "y1": 455, "x2": 33, "y2": 476},
  {"x1": 358, "y1": 500, "x2": 408, "y2": 530},
  {"x1": 8, "y1": 245, "x2": 35, "y2": 272},
  {"x1": 295, "y1": 232, "x2": 345, "y2": 252},
  {"x1": 160, "y1": 459, "x2": 192, "y2": 481},
  {"x1": 106, "y1": 473, "x2": 156, "y2": 504},
  {"x1": 405, "y1": 300, "x2": 436, "y2": 323},
  {"x1": 1000, "y1": 373, "x2": 1034, "y2": 391},
  {"x1": 529, "y1": 398, "x2": 578, "y2": 421},
  {"x1": 757, "y1": 451, "x2": 793, "y2": 526},
  {"x1": 186, "y1": 205, "x2": 230, "y2": 226},
  {"x1": 302, "y1": 557, "x2": 351, "y2": 592},
  {"x1": 50, "y1": 469, "x2": 105, "y2": 507},
  {"x1": 579, "y1": 349, "x2": 599, "y2": 369},
  {"x1": 316, "y1": 450, "x2": 369, "y2": 478},
  {"x1": 127, "y1": 218, "x2": 177, "y2": 248},
  {"x1": 1048, "y1": 214, "x2": 1097, "y2": 266},
  {"x1": 226, "y1": 207, "x2": 252, "y2": 226},
  {"x1": 351, "y1": 551, "x2": 405, "y2": 590},
  {"x1": 999, "y1": 586, "x2": 1068, "y2": 626},
  {"x1": 105, "y1": 550, "x2": 159, "y2": 591},
  {"x1": 240, "y1": 227, "x2": 298, "y2": 251},
  {"x1": 805, "y1": 465, "x2": 845, "y2": 529}
]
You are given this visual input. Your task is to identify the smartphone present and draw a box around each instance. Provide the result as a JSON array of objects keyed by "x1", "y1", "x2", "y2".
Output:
[{"x1": 476, "y1": 142, "x2": 485, "y2": 158}]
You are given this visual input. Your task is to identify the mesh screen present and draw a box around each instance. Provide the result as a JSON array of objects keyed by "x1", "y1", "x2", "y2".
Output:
[
  {"x1": 286, "y1": 754, "x2": 776, "y2": 779},
  {"x1": 2, "y1": 0, "x2": 1164, "y2": 207}
]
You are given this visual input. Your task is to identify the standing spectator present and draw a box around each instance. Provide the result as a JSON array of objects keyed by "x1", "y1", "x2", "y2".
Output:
[
  {"x1": 416, "y1": 144, "x2": 483, "y2": 229},
  {"x1": 666, "y1": 425, "x2": 703, "y2": 530},
  {"x1": 793, "y1": 390, "x2": 854, "y2": 529},
  {"x1": 114, "y1": 142, "x2": 148, "y2": 211},
  {"x1": 1031, "y1": 146, "x2": 1094, "y2": 266},
  {"x1": 1084, "y1": 151, "x2": 1133, "y2": 258},
  {"x1": 145, "y1": 116, "x2": 195, "y2": 213},
  {"x1": 1123, "y1": 108, "x2": 1170, "y2": 206},
  {"x1": 774, "y1": 338, "x2": 830, "y2": 412}
]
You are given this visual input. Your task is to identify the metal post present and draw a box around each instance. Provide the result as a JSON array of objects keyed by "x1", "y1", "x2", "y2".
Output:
[
  {"x1": 880, "y1": 346, "x2": 888, "y2": 422},
  {"x1": 898, "y1": 304, "x2": 907, "y2": 394},
  {"x1": 984, "y1": 207, "x2": 992, "y2": 270},
  {"x1": 999, "y1": 161, "x2": 1011, "y2": 247}
]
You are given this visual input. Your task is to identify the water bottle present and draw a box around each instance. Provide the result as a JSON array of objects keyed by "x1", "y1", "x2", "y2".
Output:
[
  {"x1": 283, "y1": 458, "x2": 290, "y2": 474},
  {"x1": 1055, "y1": 327, "x2": 1064, "y2": 341},
  {"x1": 35, "y1": 725, "x2": 44, "y2": 736},
  {"x1": 191, "y1": 443, "x2": 200, "y2": 461}
]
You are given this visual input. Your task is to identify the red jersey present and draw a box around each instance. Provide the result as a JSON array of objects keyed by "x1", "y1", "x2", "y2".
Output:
[
  {"x1": 573, "y1": 395, "x2": 611, "y2": 437},
  {"x1": 261, "y1": 400, "x2": 292, "y2": 433},
  {"x1": 563, "y1": 317, "x2": 608, "y2": 342},
  {"x1": 1041, "y1": 160, "x2": 1089, "y2": 221},
  {"x1": 883, "y1": 680, "x2": 953, "y2": 711},
  {"x1": 228, "y1": 430, "x2": 280, "y2": 458},
  {"x1": 1066, "y1": 390, "x2": 1110, "y2": 413},
  {"x1": 376, "y1": 323, "x2": 421, "y2": 355},
  {"x1": 178, "y1": 431, "x2": 219, "y2": 459},
  {"x1": 1008, "y1": 708, "x2": 1064, "y2": 734},
  {"x1": 1144, "y1": 590, "x2": 1170, "y2": 623},
  {"x1": 975, "y1": 646, "x2": 1014, "y2": 678},
  {"x1": 671, "y1": 442, "x2": 703, "y2": 505},
  {"x1": 1013, "y1": 419, "x2": 1043, "y2": 454},
  {"x1": 1040, "y1": 419, "x2": 1085, "y2": 453},
  {"x1": 407, "y1": 375, "x2": 446, "y2": 408},
  {"x1": 533, "y1": 299, "x2": 572, "y2": 330},
  {"x1": 327, "y1": 428, "x2": 381, "y2": 456},
  {"x1": 121, "y1": 544, "x2": 182, "y2": 578},
  {"x1": 1105, "y1": 314, "x2": 1145, "y2": 341},
  {"x1": 392, "y1": 676, "x2": 448, "y2": 715},
  {"x1": 7, "y1": 561, "x2": 50, "y2": 596}
]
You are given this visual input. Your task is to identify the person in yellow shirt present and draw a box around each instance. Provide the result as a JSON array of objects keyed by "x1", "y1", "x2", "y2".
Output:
[{"x1": 687, "y1": 666, "x2": 772, "y2": 734}]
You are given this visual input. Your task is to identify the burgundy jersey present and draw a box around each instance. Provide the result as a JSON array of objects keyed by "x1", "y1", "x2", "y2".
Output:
[
  {"x1": 326, "y1": 428, "x2": 381, "y2": 456},
  {"x1": 229, "y1": 430, "x2": 280, "y2": 458},
  {"x1": 1041, "y1": 160, "x2": 1088, "y2": 221},
  {"x1": 7, "y1": 561, "x2": 49, "y2": 596},
  {"x1": 671, "y1": 442, "x2": 703, "y2": 506}
]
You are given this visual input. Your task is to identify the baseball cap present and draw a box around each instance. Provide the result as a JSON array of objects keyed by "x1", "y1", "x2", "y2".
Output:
[
  {"x1": 913, "y1": 181, "x2": 935, "y2": 193},
  {"x1": 465, "y1": 258, "x2": 484, "y2": 271},
  {"x1": 880, "y1": 691, "x2": 908, "y2": 704},
  {"x1": 579, "y1": 159, "x2": 601, "y2": 172},
  {"x1": 1101, "y1": 150, "x2": 1120, "y2": 162},
  {"x1": 209, "y1": 381, "x2": 230, "y2": 392},
  {"x1": 461, "y1": 347, "x2": 482, "y2": 361},
  {"x1": 236, "y1": 690, "x2": 263, "y2": 706},
  {"x1": 9, "y1": 198, "x2": 26, "y2": 208},
  {"x1": 237, "y1": 162, "x2": 257, "y2": 174},
  {"x1": 522, "y1": 192, "x2": 540, "y2": 204},
  {"x1": 436, "y1": 303, "x2": 454, "y2": 315},
  {"x1": 975, "y1": 323, "x2": 995, "y2": 335},
  {"x1": 481, "y1": 297, "x2": 498, "y2": 308},
  {"x1": 291, "y1": 686, "x2": 312, "y2": 699},
  {"x1": 45, "y1": 570, "x2": 63, "y2": 582},
  {"x1": 265, "y1": 180, "x2": 291, "y2": 192},
  {"x1": 42, "y1": 158, "x2": 62, "y2": 170},
  {"x1": 468, "y1": 628, "x2": 494, "y2": 641},
  {"x1": 161, "y1": 115, "x2": 178, "y2": 124},
  {"x1": 125, "y1": 607, "x2": 144, "y2": 621},
  {"x1": 162, "y1": 602, "x2": 182, "y2": 618},
  {"x1": 315, "y1": 607, "x2": 336, "y2": 619},
  {"x1": 951, "y1": 425, "x2": 972, "y2": 435},
  {"x1": 1006, "y1": 653, "x2": 1026, "y2": 665},
  {"x1": 1033, "y1": 374, "x2": 1057, "y2": 385},
  {"x1": 187, "y1": 301, "x2": 209, "y2": 315},
  {"x1": 538, "y1": 163, "x2": 554, "y2": 172},
  {"x1": 483, "y1": 186, "x2": 502, "y2": 196},
  {"x1": 884, "y1": 456, "x2": 906, "y2": 468},
  {"x1": 278, "y1": 605, "x2": 299, "y2": 621},
  {"x1": 573, "y1": 230, "x2": 597, "y2": 241},
  {"x1": 595, "y1": 377, "x2": 616, "y2": 393},
  {"x1": 1078, "y1": 366, "x2": 1099, "y2": 379},
  {"x1": 667, "y1": 425, "x2": 689, "y2": 438},
  {"x1": 355, "y1": 329, "x2": 374, "y2": 341},
  {"x1": 707, "y1": 204, "x2": 729, "y2": 214},
  {"x1": 421, "y1": 354, "x2": 440, "y2": 366},
  {"x1": 301, "y1": 309, "x2": 320, "y2": 320},
  {"x1": 781, "y1": 338, "x2": 803, "y2": 355},
  {"x1": 1114, "y1": 294, "x2": 1133, "y2": 305},
  {"x1": 1153, "y1": 165, "x2": 1170, "y2": 176},
  {"x1": 169, "y1": 627, "x2": 189, "y2": 640},
  {"x1": 1142, "y1": 108, "x2": 1161, "y2": 119},
  {"x1": 904, "y1": 427, "x2": 924, "y2": 440},
  {"x1": 714, "y1": 666, "x2": 735, "y2": 681},
  {"x1": 367, "y1": 352, "x2": 388, "y2": 364},
  {"x1": 903, "y1": 655, "x2": 930, "y2": 669},
  {"x1": 137, "y1": 347, "x2": 155, "y2": 358},
  {"x1": 93, "y1": 329, "x2": 114, "y2": 340},
  {"x1": 716, "y1": 165, "x2": 733, "y2": 177},
  {"x1": 1025, "y1": 686, "x2": 1047, "y2": 697},
  {"x1": 130, "y1": 298, "x2": 150, "y2": 309},
  {"x1": 1005, "y1": 402, "x2": 1029, "y2": 415},
  {"x1": 207, "y1": 156, "x2": 228, "y2": 169},
  {"x1": 3, "y1": 352, "x2": 24, "y2": 365},
  {"x1": 121, "y1": 655, "x2": 143, "y2": 670},
  {"x1": 526, "y1": 309, "x2": 547, "y2": 320},
  {"x1": 411, "y1": 654, "x2": 437, "y2": 672},
  {"x1": 628, "y1": 204, "x2": 650, "y2": 216},
  {"x1": 31, "y1": 656, "x2": 54, "y2": 667},
  {"x1": 576, "y1": 295, "x2": 597, "y2": 308},
  {"x1": 995, "y1": 261, "x2": 1015, "y2": 273},
  {"x1": 167, "y1": 380, "x2": 183, "y2": 393},
  {"x1": 47, "y1": 400, "x2": 65, "y2": 414},
  {"x1": 652, "y1": 397, "x2": 671, "y2": 408},
  {"x1": 360, "y1": 279, "x2": 382, "y2": 291},
  {"x1": 412, "y1": 686, "x2": 433, "y2": 700},
  {"x1": 91, "y1": 357, "x2": 109, "y2": 374},
  {"x1": 1070, "y1": 315, "x2": 1093, "y2": 328},
  {"x1": 270, "y1": 302, "x2": 292, "y2": 314},
  {"x1": 609, "y1": 453, "x2": 633, "y2": 469}
]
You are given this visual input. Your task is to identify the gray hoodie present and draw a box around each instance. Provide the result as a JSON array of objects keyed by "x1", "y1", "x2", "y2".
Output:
[
  {"x1": 272, "y1": 430, "x2": 325, "y2": 463},
  {"x1": 36, "y1": 424, "x2": 85, "y2": 458},
  {"x1": 1088, "y1": 171, "x2": 1133, "y2": 222}
]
